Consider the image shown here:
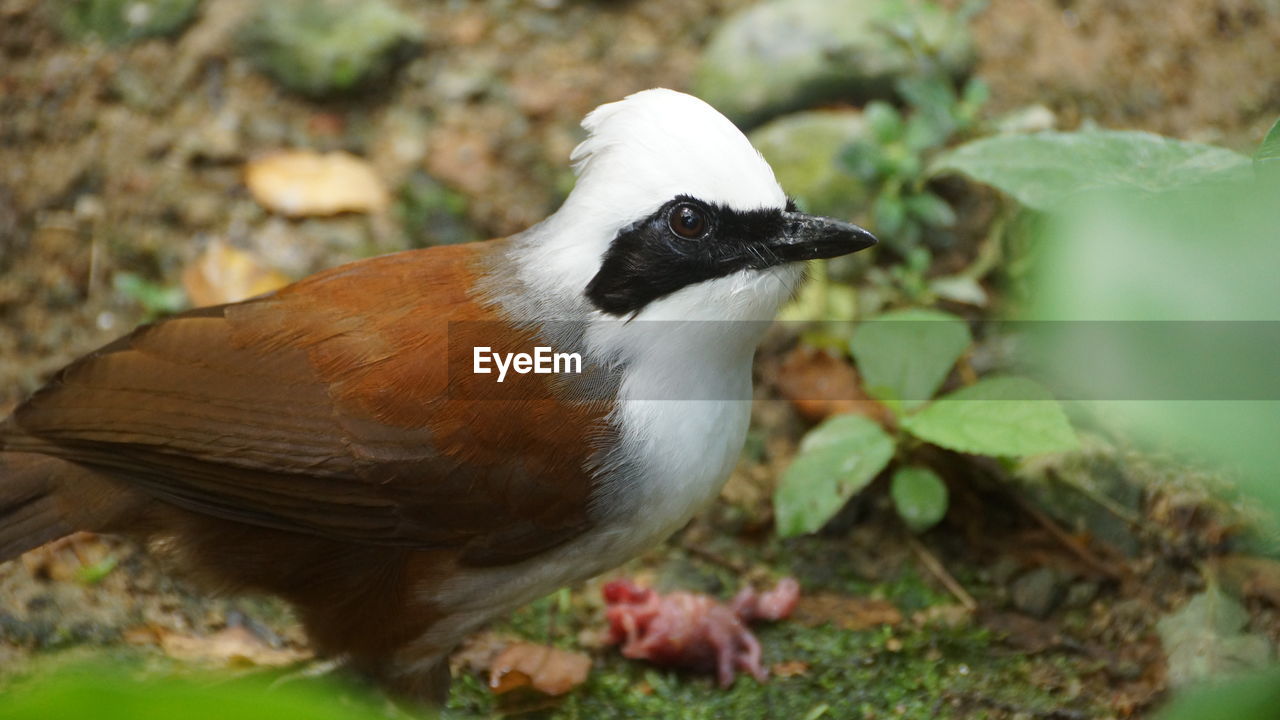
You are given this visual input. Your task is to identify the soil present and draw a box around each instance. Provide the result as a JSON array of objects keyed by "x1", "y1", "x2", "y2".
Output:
[{"x1": 1, "y1": 0, "x2": 1278, "y2": 717}]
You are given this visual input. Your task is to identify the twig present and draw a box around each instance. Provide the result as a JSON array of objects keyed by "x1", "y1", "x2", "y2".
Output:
[
  {"x1": 1009, "y1": 491, "x2": 1128, "y2": 581},
  {"x1": 905, "y1": 534, "x2": 977, "y2": 611},
  {"x1": 680, "y1": 540, "x2": 748, "y2": 575},
  {"x1": 1046, "y1": 468, "x2": 1155, "y2": 533}
]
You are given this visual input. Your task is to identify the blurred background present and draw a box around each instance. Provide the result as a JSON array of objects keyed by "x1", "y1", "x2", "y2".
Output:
[{"x1": 1, "y1": 0, "x2": 1279, "y2": 718}]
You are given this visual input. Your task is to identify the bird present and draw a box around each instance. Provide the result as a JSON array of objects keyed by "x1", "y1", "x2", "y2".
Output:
[{"x1": 0, "y1": 88, "x2": 875, "y2": 702}]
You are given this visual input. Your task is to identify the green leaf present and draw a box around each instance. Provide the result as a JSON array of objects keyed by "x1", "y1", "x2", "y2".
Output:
[
  {"x1": 865, "y1": 102, "x2": 904, "y2": 144},
  {"x1": 890, "y1": 466, "x2": 948, "y2": 532},
  {"x1": 76, "y1": 554, "x2": 119, "y2": 585},
  {"x1": 1255, "y1": 117, "x2": 1280, "y2": 163},
  {"x1": 1255, "y1": 117, "x2": 1280, "y2": 183},
  {"x1": 774, "y1": 415, "x2": 896, "y2": 537},
  {"x1": 872, "y1": 193, "x2": 906, "y2": 237},
  {"x1": 959, "y1": 77, "x2": 989, "y2": 112},
  {"x1": 901, "y1": 376, "x2": 1078, "y2": 456},
  {"x1": 2, "y1": 665, "x2": 393, "y2": 720},
  {"x1": 930, "y1": 130, "x2": 1250, "y2": 211},
  {"x1": 849, "y1": 308, "x2": 971, "y2": 412},
  {"x1": 904, "y1": 191, "x2": 957, "y2": 228}
]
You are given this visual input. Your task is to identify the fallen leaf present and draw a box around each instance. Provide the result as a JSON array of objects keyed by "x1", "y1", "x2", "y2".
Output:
[
  {"x1": 488, "y1": 643, "x2": 591, "y2": 697},
  {"x1": 793, "y1": 593, "x2": 902, "y2": 631},
  {"x1": 245, "y1": 150, "x2": 389, "y2": 217},
  {"x1": 771, "y1": 660, "x2": 809, "y2": 678},
  {"x1": 912, "y1": 604, "x2": 973, "y2": 628},
  {"x1": 979, "y1": 610, "x2": 1063, "y2": 654},
  {"x1": 182, "y1": 240, "x2": 291, "y2": 307},
  {"x1": 452, "y1": 630, "x2": 518, "y2": 673},
  {"x1": 1215, "y1": 555, "x2": 1280, "y2": 608},
  {"x1": 775, "y1": 346, "x2": 894, "y2": 426},
  {"x1": 1156, "y1": 587, "x2": 1274, "y2": 688},
  {"x1": 122, "y1": 626, "x2": 163, "y2": 646},
  {"x1": 159, "y1": 625, "x2": 312, "y2": 668}
]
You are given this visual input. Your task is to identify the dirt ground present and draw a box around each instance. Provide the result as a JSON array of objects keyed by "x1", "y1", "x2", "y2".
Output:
[{"x1": 1, "y1": 0, "x2": 1278, "y2": 717}]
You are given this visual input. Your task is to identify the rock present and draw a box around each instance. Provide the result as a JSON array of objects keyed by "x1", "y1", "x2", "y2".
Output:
[
  {"x1": 749, "y1": 110, "x2": 872, "y2": 219},
  {"x1": 693, "y1": 0, "x2": 974, "y2": 128},
  {"x1": 1010, "y1": 567, "x2": 1066, "y2": 619},
  {"x1": 237, "y1": 0, "x2": 423, "y2": 98},
  {"x1": 55, "y1": 0, "x2": 200, "y2": 45}
]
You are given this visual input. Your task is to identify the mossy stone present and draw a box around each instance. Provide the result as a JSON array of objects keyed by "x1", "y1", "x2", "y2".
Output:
[
  {"x1": 56, "y1": 0, "x2": 199, "y2": 46},
  {"x1": 238, "y1": 0, "x2": 423, "y2": 99},
  {"x1": 749, "y1": 110, "x2": 872, "y2": 219},
  {"x1": 694, "y1": 0, "x2": 975, "y2": 128}
]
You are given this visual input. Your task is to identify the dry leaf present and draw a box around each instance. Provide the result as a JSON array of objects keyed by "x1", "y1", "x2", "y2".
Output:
[
  {"x1": 159, "y1": 625, "x2": 312, "y2": 668},
  {"x1": 245, "y1": 150, "x2": 389, "y2": 217},
  {"x1": 1215, "y1": 555, "x2": 1280, "y2": 607},
  {"x1": 452, "y1": 630, "x2": 517, "y2": 674},
  {"x1": 775, "y1": 346, "x2": 894, "y2": 426},
  {"x1": 771, "y1": 660, "x2": 809, "y2": 678},
  {"x1": 488, "y1": 643, "x2": 591, "y2": 697},
  {"x1": 1156, "y1": 587, "x2": 1274, "y2": 688},
  {"x1": 793, "y1": 593, "x2": 903, "y2": 631},
  {"x1": 182, "y1": 240, "x2": 291, "y2": 306}
]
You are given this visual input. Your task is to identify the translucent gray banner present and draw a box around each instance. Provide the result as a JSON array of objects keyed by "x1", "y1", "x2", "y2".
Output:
[{"x1": 444, "y1": 320, "x2": 1280, "y2": 402}]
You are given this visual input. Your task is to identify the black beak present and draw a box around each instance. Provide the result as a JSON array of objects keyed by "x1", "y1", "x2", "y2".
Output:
[{"x1": 764, "y1": 212, "x2": 878, "y2": 263}]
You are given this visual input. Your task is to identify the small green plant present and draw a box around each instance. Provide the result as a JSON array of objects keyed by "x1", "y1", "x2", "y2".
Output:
[
  {"x1": 113, "y1": 271, "x2": 188, "y2": 319},
  {"x1": 841, "y1": 75, "x2": 987, "y2": 255},
  {"x1": 927, "y1": 116, "x2": 1280, "y2": 720},
  {"x1": 774, "y1": 308, "x2": 1077, "y2": 537}
]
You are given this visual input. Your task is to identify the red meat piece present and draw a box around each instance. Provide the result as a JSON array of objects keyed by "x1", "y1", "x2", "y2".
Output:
[{"x1": 602, "y1": 577, "x2": 800, "y2": 688}]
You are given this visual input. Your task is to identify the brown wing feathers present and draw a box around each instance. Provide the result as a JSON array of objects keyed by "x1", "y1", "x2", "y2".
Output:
[{"x1": 1, "y1": 242, "x2": 607, "y2": 564}]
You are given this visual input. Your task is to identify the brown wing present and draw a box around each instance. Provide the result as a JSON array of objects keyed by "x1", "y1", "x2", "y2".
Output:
[{"x1": 2, "y1": 241, "x2": 611, "y2": 565}]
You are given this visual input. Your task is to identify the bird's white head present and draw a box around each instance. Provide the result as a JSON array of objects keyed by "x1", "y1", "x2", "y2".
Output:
[{"x1": 509, "y1": 88, "x2": 876, "y2": 326}]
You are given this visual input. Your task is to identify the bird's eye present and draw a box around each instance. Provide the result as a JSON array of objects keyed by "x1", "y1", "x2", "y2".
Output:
[{"x1": 667, "y1": 203, "x2": 709, "y2": 239}]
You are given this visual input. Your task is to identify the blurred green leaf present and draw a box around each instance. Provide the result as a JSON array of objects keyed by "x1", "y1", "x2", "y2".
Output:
[
  {"x1": 904, "y1": 191, "x2": 956, "y2": 228},
  {"x1": 75, "y1": 554, "x2": 118, "y2": 585},
  {"x1": 930, "y1": 130, "x2": 1250, "y2": 211},
  {"x1": 0, "y1": 665, "x2": 405, "y2": 720},
  {"x1": 1024, "y1": 168, "x2": 1280, "y2": 517},
  {"x1": 1255, "y1": 117, "x2": 1280, "y2": 183},
  {"x1": 850, "y1": 308, "x2": 971, "y2": 412},
  {"x1": 774, "y1": 415, "x2": 895, "y2": 537},
  {"x1": 113, "y1": 272, "x2": 188, "y2": 318},
  {"x1": 890, "y1": 466, "x2": 948, "y2": 532},
  {"x1": 959, "y1": 77, "x2": 989, "y2": 114},
  {"x1": 1157, "y1": 665, "x2": 1280, "y2": 720},
  {"x1": 840, "y1": 141, "x2": 882, "y2": 181},
  {"x1": 865, "y1": 102, "x2": 904, "y2": 144},
  {"x1": 901, "y1": 377, "x2": 1078, "y2": 456},
  {"x1": 872, "y1": 193, "x2": 906, "y2": 237},
  {"x1": 896, "y1": 76, "x2": 956, "y2": 151}
]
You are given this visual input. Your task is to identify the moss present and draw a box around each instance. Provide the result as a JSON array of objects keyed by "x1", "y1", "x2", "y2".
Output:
[
  {"x1": 448, "y1": 613, "x2": 1099, "y2": 719},
  {"x1": 446, "y1": 533, "x2": 1106, "y2": 719}
]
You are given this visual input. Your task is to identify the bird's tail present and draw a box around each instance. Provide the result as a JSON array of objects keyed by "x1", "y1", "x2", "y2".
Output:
[{"x1": 0, "y1": 452, "x2": 75, "y2": 561}]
